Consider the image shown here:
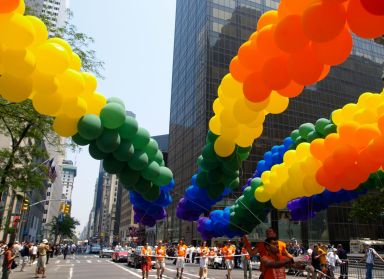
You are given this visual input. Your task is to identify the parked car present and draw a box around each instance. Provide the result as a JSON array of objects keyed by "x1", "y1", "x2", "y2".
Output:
[
  {"x1": 112, "y1": 248, "x2": 130, "y2": 262},
  {"x1": 127, "y1": 246, "x2": 156, "y2": 269},
  {"x1": 99, "y1": 247, "x2": 114, "y2": 258},
  {"x1": 90, "y1": 244, "x2": 101, "y2": 254}
]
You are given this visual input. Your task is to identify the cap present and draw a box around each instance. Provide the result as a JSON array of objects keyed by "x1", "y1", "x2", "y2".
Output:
[{"x1": 42, "y1": 239, "x2": 48, "y2": 244}]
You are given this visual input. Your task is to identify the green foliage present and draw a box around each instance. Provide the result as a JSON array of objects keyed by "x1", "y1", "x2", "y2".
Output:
[
  {"x1": 349, "y1": 191, "x2": 384, "y2": 223},
  {"x1": 50, "y1": 215, "x2": 80, "y2": 242}
]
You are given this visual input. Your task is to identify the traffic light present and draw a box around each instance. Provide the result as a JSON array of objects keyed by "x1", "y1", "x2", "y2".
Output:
[
  {"x1": 64, "y1": 203, "x2": 70, "y2": 215},
  {"x1": 22, "y1": 198, "x2": 29, "y2": 211},
  {"x1": 60, "y1": 202, "x2": 65, "y2": 213}
]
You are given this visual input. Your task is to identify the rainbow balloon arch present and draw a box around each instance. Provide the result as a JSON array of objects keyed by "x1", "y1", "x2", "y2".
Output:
[{"x1": 0, "y1": 0, "x2": 383, "y2": 233}]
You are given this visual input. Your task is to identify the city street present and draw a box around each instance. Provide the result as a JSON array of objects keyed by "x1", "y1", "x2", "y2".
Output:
[{"x1": 8, "y1": 254, "x2": 262, "y2": 279}]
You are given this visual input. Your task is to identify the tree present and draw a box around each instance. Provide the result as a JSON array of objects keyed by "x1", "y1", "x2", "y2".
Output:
[
  {"x1": 349, "y1": 192, "x2": 384, "y2": 223},
  {"x1": 49, "y1": 215, "x2": 80, "y2": 244}
]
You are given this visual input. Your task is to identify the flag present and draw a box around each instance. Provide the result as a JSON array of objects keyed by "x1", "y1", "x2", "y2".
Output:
[
  {"x1": 44, "y1": 158, "x2": 54, "y2": 168},
  {"x1": 48, "y1": 165, "x2": 57, "y2": 182}
]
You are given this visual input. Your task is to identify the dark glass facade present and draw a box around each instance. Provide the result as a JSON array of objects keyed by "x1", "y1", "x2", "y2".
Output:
[{"x1": 168, "y1": 0, "x2": 384, "y2": 246}]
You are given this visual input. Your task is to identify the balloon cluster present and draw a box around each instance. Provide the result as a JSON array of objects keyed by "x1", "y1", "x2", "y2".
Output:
[
  {"x1": 288, "y1": 170, "x2": 384, "y2": 221},
  {"x1": 0, "y1": 0, "x2": 106, "y2": 137}
]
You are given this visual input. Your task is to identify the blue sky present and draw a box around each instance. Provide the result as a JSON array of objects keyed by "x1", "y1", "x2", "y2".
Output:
[{"x1": 66, "y1": 0, "x2": 176, "y2": 233}]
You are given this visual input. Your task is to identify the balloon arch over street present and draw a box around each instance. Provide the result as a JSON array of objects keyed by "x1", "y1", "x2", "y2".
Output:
[{"x1": 0, "y1": 0, "x2": 383, "y2": 238}]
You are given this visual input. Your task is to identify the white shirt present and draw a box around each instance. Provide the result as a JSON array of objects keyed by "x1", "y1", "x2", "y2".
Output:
[
  {"x1": 366, "y1": 248, "x2": 377, "y2": 264},
  {"x1": 32, "y1": 246, "x2": 38, "y2": 255},
  {"x1": 326, "y1": 252, "x2": 341, "y2": 267}
]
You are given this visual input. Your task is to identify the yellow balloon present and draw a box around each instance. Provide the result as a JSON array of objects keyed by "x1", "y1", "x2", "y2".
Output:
[
  {"x1": 70, "y1": 53, "x2": 82, "y2": 71},
  {"x1": 35, "y1": 42, "x2": 69, "y2": 75},
  {"x1": 233, "y1": 98, "x2": 259, "y2": 124},
  {"x1": 52, "y1": 114, "x2": 78, "y2": 137},
  {"x1": 26, "y1": 16, "x2": 48, "y2": 46},
  {"x1": 271, "y1": 195, "x2": 287, "y2": 209},
  {"x1": 220, "y1": 74, "x2": 243, "y2": 99},
  {"x1": 331, "y1": 109, "x2": 343, "y2": 125},
  {"x1": 220, "y1": 108, "x2": 238, "y2": 128},
  {"x1": 0, "y1": 73, "x2": 33, "y2": 102},
  {"x1": 48, "y1": 38, "x2": 72, "y2": 54},
  {"x1": 209, "y1": 115, "x2": 222, "y2": 135},
  {"x1": 82, "y1": 72, "x2": 97, "y2": 94},
  {"x1": 244, "y1": 96, "x2": 270, "y2": 112},
  {"x1": 214, "y1": 135, "x2": 236, "y2": 157},
  {"x1": 63, "y1": 96, "x2": 87, "y2": 119},
  {"x1": 261, "y1": 171, "x2": 271, "y2": 184},
  {"x1": 15, "y1": 0, "x2": 26, "y2": 14},
  {"x1": 58, "y1": 69, "x2": 85, "y2": 97},
  {"x1": 3, "y1": 48, "x2": 35, "y2": 77},
  {"x1": 247, "y1": 112, "x2": 266, "y2": 128},
  {"x1": 221, "y1": 124, "x2": 239, "y2": 139},
  {"x1": 265, "y1": 91, "x2": 289, "y2": 114},
  {"x1": 218, "y1": 89, "x2": 237, "y2": 107},
  {"x1": 296, "y1": 142, "x2": 310, "y2": 159},
  {"x1": 32, "y1": 91, "x2": 63, "y2": 116},
  {"x1": 213, "y1": 99, "x2": 224, "y2": 115},
  {"x1": 33, "y1": 71, "x2": 59, "y2": 95},
  {"x1": 235, "y1": 133, "x2": 254, "y2": 148},
  {"x1": 254, "y1": 187, "x2": 270, "y2": 203},
  {"x1": 283, "y1": 150, "x2": 296, "y2": 165},
  {"x1": 85, "y1": 92, "x2": 106, "y2": 115},
  {"x1": 0, "y1": 13, "x2": 35, "y2": 49},
  {"x1": 354, "y1": 108, "x2": 377, "y2": 124}
]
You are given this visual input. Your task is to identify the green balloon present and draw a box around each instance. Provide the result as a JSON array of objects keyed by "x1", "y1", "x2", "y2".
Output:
[
  {"x1": 290, "y1": 129, "x2": 300, "y2": 141},
  {"x1": 96, "y1": 129, "x2": 121, "y2": 153},
  {"x1": 206, "y1": 183, "x2": 225, "y2": 200},
  {"x1": 250, "y1": 177, "x2": 262, "y2": 191},
  {"x1": 299, "y1": 123, "x2": 315, "y2": 140},
  {"x1": 119, "y1": 166, "x2": 140, "y2": 187},
  {"x1": 237, "y1": 145, "x2": 252, "y2": 154},
  {"x1": 307, "y1": 131, "x2": 320, "y2": 142},
  {"x1": 208, "y1": 168, "x2": 222, "y2": 183},
  {"x1": 107, "y1": 97, "x2": 125, "y2": 109},
  {"x1": 141, "y1": 161, "x2": 160, "y2": 181},
  {"x1": 202, "y1": 143, "x2": 217, "y2": 162},
  {"x1": 206, "y1": 131, "x2": 219, "y2": 144},
  {"x1": 131, "y1": 127, "x2": 150, "y2": 149},
  {"x1": 243, "y1": 187, "x2": 253, "y2": 199},
  {"x1": 144, "y1": 139, "x2": 159, "y2": 160},
  {"x1": 222, "y1": 157, "x2": 240, "y2": 172},
  {"x1": 128, "y1": 150, "x2": 149, "y2": 171},
  {"x1": 133, "y1": 177, "x2": 151, "y2": 194},
  {"x1": 225, "y1": 169, "x2": 240, "y2": 179},
  {"x1": 237, "y1": 151, "x2": 250, "y2": 161},
  {"x1": 141, "y1": 184, "x2": 161, "y2": 202},
  {"x1": 154, "y1": 166, "x2": 173, "y2": 186},
  {"x1": 103, "y1": 155, "x2": 125, "y2": 174},
  {"x1": 153, "y1": 150, "x2": 164, "y2": 165},
  {"x1": 100, "y1": 103, "x2": 126, "y2": 129},
  {"x1": 72, "y1": 133, "x2": 91, "y2": 146},
  {"x1": 77, "y1": 114, "x2": 103, "y2": 140},
  {"x1": 113, "y1": 140, "x2": 134, "y2": 162},
  {"x1": 199, "y1": 159, "x2": 219, "y2": 171},
  {"x1": 227, "y1": 177, "x2": 240, "y2": 190},
  {"x1": 196, "y1": 172, "x2": 209, "y2": 188},
  {"x1": 323, "y1": 123, "x2": 337, "y2": 136},
  {"x1": 118, "y1": 116, "x2": 138, "y2": 140},
  {"x1": 89, "y1": 141, "x2": 108, "y2": 160},
  {"x1": 315, "y1": 118, "x2": 331, "y2": 136}
]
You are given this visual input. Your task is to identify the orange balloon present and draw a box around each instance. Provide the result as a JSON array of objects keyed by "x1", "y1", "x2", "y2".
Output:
[
  {"x1": 324, "y1": 133, "x2": 340, "y2": 151},
  {"x1": 277, "y1": 80, "x2": 304, "y2": 98},
  {"x1": 354, "y1": 126, "x2": 381, "y2": 149},
  {"x1": 312, "y1": 27, "x2": 353, "y2": 66},
  {"x1": 317, "y1": 65, "x2": 330, "y2": 82},
  {"x1": 346, "y1": 0, "x2": 384, "y2": 39},
  {"x1": 338, "y1": 123, "x2": 358, "y2": 142},
  {"x1": 229, "y1": 56, "x2": 251, "y2": 83},
  {"x1": 261, "y1": 55, "x2": 291, "y2": 90},
  {"x1": 310, "y1": 138, "x2": 328, "y2": 161},
  {"x1": 274, "y1": 15, "x2": 309, "y2": 53},
  {"x1": 332, "y1": 144, "x2": 358, "y2": 167},
  {"x1": 238, "y1": 40, "x2": 267, "y2": 72},
  {"x1": 257, "y1": 10, "x2": 279, "y2": 31},
  {"x1": 288, "y1": 46, "x2": 324, "y2": 86},
  {"x1": 243, "y1": 71, "x2": 272, "y2": 103},
  {"x1": 367, "y1": 137, "x2": 384, "y2": 162},
  {"x1": 302, "y1": 2, "x2": 347, "y2": 43},
  {"x1": 0, "y1": 0, "x2": 19, "y2": 13},
  {"x1": 256, "y1": 25, "x2": 283, "y2": 58},
  {"x1": 278, "y1": 0, "x2": 313, "y2": 18},
  {"x1": 357, "y1": 147, "x2": 382, "y2": 174},
  {"x1": 378, "y1": 116, "x2": 384, "y2": 135}
]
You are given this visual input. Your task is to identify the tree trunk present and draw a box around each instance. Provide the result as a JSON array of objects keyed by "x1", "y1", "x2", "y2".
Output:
[{"x1": 2, "y1": 190, "x2": 16, "y2": 242}]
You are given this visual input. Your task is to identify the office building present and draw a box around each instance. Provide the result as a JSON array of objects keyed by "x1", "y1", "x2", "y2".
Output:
[
  {"x1": 167, "y1": 0, "x2": 384, "y2": 245},
  {"x1": 61, "y1": 160, "x2": 77, "y2": 202}
]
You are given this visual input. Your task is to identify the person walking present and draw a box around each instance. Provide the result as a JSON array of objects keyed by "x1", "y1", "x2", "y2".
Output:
[
  {"x1": 199, "y1": 241, "x2": 209, "y2": 279},
  {"x1": 35, "y1": 239, "x2": 49, "y2": 278},
  {"x1": 30, "y1": 243, "x2": 37, "y2": 265},
  {"x1": 176, "y1": 240, "x2": 188, "y2": 279},
  {"x1": 45, "y1": 243, "x2": 53, "y2": 265},
  {"x1": 326, "y1": 248, "x2": 342, "y2": 279},
  {"x1": 20, "y1": 242, "x2": 30, "y2": 272},
  {"x1": 241, "y1": 244, "x2": 252, "y2": 279},
  {"x1": 2, "y1": 243, "x2": 16, "y2": 279},
  {"x1": 155, "y1": 240, "x2": 166, "y2": 279},
  {"x1": 361, "y1": 242, "x2": 384, "y2": 279},
  {"x1": 336, "y1": 244, "x2": 348, "y2": 279},
  {"x1": 141, "y1": 243, "x2": 152, "y2": 279},
  {"x1": 222, "y1": 240, "x2": 236, "y2": 279},
  {"x1": 63, "y1": 243, "x2": 68, "y2": 260}
]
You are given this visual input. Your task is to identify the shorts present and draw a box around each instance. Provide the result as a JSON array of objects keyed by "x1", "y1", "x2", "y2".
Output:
[
  {"x1": 141, "y1": 261, "x2": 151, "y2": 272},
  {"x1": 226, "y1": 259, "x2": 234, "y2": 270},
  {"x1": 176, "y1": 257, "x2": 185, "y2": 269},
  {"x1": 199, "y1": 257, "x2": 208, "y2": 268},
  {"x1": 156, "y1": 260, "x2": 165, "y2": 269},
  {"x1": 37, "y1": 255, "x2": 46, "y2": 269}
]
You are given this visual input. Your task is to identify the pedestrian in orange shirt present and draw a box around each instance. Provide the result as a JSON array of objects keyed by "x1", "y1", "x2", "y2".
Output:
[
  {"x1": 199, "y1": 241, "x2": 209, "y2": 279},
  {"x1": 176, "y1": 240, "x2": 188, "y2": 279},
  {"x1": 222, "y1": 240, "x2": 236, "y2": 279},
  {"x1": 155, "y1": 240, "x2": 166, "y2": 279},
  {"x1": 141, "y1": 243, "x2": 152, "y2": 279},
  {"x1": 242, "y1": 245, "x2": 252, "y2": 279}
]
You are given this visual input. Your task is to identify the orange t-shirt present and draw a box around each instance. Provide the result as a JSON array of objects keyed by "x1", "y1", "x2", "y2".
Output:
[
  {"x1": 242, "y1": 247, "x2": 250, "y2": 260},
  {"x1": 141, "y1": 247, "x2": 152, "y2": 263},
  {"x1": 177, "y1": 244, "x2": 188, "y2": 257},
  {"x1": 222, "y1": 246, "x2": 235, "y2": 261},
  {"x1": 262, "y1": 254, "x2": 288, "y2": 279},
  {"x1": 257, "y1": 240, "x2": 287, "y2": 258},
  {"x1": 156, "y1": 246, "x2": 166, "y2": 261},
  {"x1": 200, "y1": 247, "x2": 209, "y2": 257}
]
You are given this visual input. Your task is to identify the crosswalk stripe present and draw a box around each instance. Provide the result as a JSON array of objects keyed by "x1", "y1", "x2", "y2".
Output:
[{"x1": 87, "y1": 260, "x2": 92, "y2": 263}]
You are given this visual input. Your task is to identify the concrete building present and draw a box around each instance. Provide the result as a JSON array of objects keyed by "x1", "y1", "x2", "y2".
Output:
[{"x1": 61, "y1": 160, "x2": 77, "y2": 202}]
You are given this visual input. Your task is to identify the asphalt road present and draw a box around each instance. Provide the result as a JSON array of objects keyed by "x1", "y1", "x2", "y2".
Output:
[{"x1": 8, "y1": 254, "x2": 262, "y2": 279}]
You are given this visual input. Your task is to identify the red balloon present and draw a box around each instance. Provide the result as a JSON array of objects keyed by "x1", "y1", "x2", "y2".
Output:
[
  {"x1": 0, "y1": 0, "x2": 19, "y2": 13},
  {"x1": 312, "y1": 27, "x2": 353, "y2": 66},
  {"x1": 302, "y1": 1, "x2": 347, "y2": 43},
  {"x1": 317, "y1": 65, "x2": 330, "y2": 82},
  {"x1": 360, "y1": 0, "x2": 384, "y2": 16},
  {"x1": 347, "y1": 0, "x2": 384, "y2": 39},
  {"x1": 274, "y1": 15, "x2": 310, "y2": 53},
  {"x1": 261, "y1": 55, "x2": 291, "y2": 90},
  {"x1": 288, "y1": 46, "x2": 324, "y2": 86},
  {"x1": 243, "y1": 71, "x2": 272, "y2": 103}
]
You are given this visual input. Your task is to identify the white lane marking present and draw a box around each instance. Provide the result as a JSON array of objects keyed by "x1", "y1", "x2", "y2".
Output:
[
  {"x1": 165, "y1": 266, "x2": 198, "y2": 278},
  {"x1": 69, "y1": 266, "x2": 73, "y2": 279},
  {"x1": 106, "y1": 260, "x2": 141, "y2": 278},
  {"x1": 55, "y1": 260, "x2": 60, "y2": 264},
  {"x1": 87, "y1": 260, "x2": 92, "y2": 263}
]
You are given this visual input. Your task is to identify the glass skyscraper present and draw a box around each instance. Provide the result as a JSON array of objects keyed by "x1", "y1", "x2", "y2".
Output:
[{"x1": 168, "y1": 0, "x2": 384, "y2": 245}]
